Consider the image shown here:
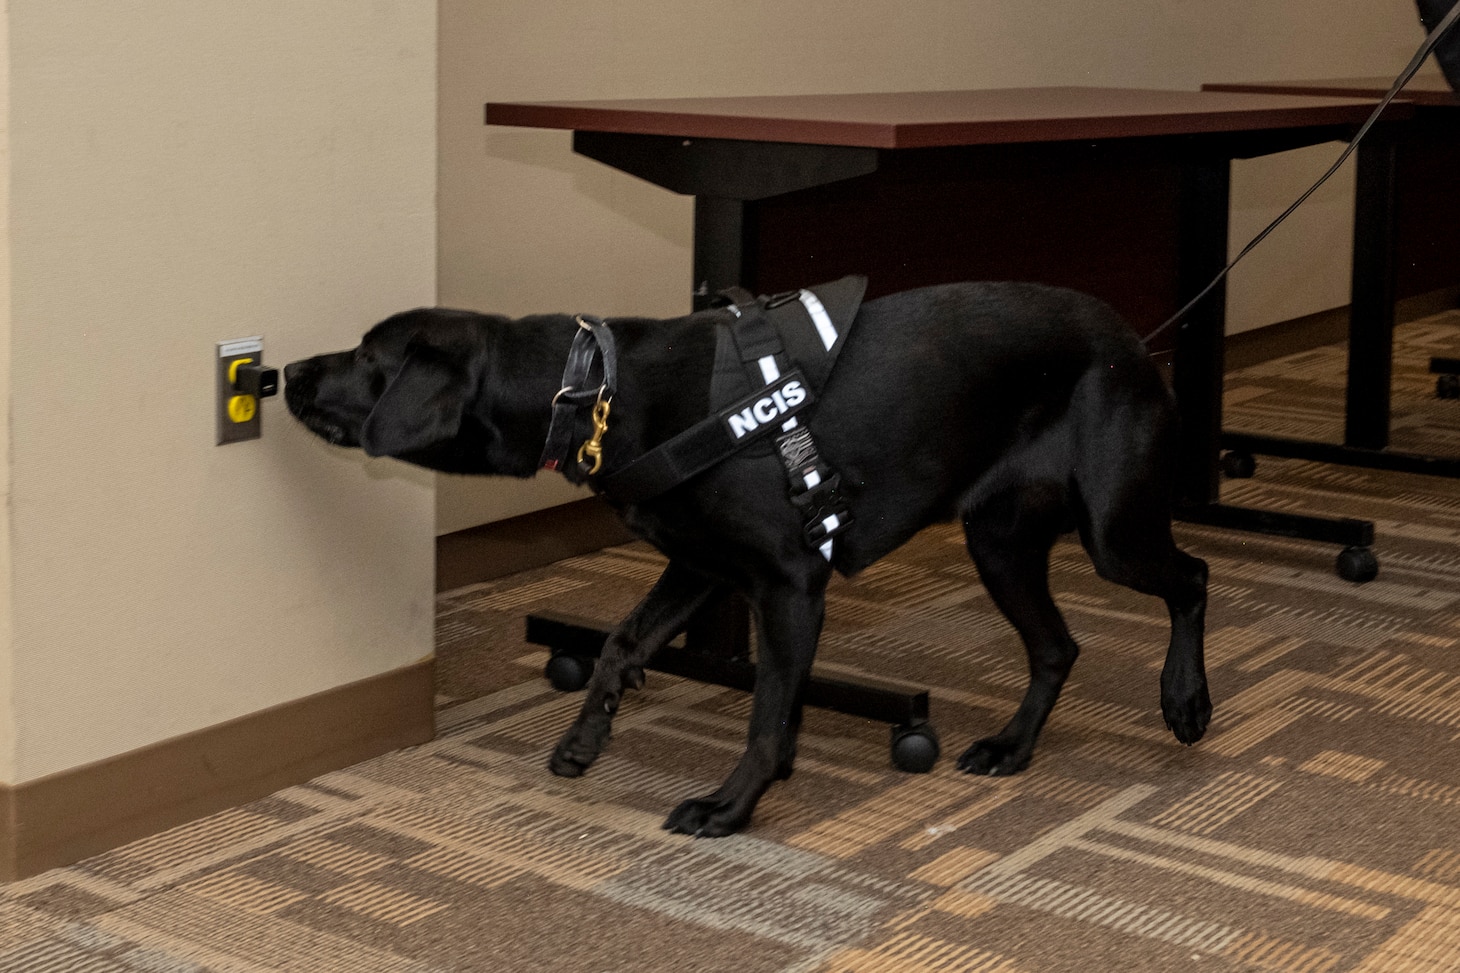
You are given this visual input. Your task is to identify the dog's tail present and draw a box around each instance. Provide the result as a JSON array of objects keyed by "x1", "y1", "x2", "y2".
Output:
[{"x1": 1142, "y1": 1, "x2": 1460, "y2": 351}]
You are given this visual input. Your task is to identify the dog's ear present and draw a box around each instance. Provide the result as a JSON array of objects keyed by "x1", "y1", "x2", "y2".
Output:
[{"x1": 359, "y1": 340, "x2": 473, "y2": 458}]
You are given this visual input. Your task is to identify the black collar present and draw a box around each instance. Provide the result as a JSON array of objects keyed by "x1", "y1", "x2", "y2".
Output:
[{"x1": 540, "y1": 315, "x2": 618, "y2": 475}]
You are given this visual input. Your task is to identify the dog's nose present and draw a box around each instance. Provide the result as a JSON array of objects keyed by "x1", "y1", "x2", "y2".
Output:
[{"x1": 283, "y1": 360, "x2": 312, "y2": 385}]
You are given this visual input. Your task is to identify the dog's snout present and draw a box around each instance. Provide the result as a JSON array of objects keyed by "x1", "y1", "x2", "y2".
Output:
[
  {"x1": 283, "y1": 360, "x2": 313, "y2": 385},
  {"x1": 282, "y1": 358, "x2": 323, "y2": 421}
]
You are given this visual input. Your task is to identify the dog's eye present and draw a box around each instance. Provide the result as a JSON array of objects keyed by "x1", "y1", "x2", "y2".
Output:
[{"x1": 370, "y1": 372, "x2": 388, "y2": 398}]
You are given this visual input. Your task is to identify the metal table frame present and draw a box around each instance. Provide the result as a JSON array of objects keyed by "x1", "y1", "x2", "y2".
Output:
[{"x1": 1207, "y1": 79, "x2": 1460, "y2": 478}]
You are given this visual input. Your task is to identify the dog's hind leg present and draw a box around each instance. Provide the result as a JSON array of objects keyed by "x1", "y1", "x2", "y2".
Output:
[
  {"x1": 1077, "y1": 479, "x2": 1211, "y2": 746},
  {"x1": 958, "y1": 484, "x2": 1081, "y2": 776},
  {"x1": 663, "y1": 576, "x2": 826, "y2": 837},
  {"x1": 1071, "y1": 381, "x2": 1211, "y2": 745},
  {"x1": 549, "y1": 560, "x2": 722, "y2": 778}
]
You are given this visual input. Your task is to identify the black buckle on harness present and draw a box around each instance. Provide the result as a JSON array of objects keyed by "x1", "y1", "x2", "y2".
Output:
[
  {"x1": 787, "y1": 467, "x2": 853, "y2": 546},
  {"x1": 803, "y1": 506, "x2": 853, "y2": 544}
]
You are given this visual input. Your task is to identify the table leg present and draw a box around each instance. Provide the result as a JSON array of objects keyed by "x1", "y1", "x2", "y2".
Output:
[
  {"x1": 1217, "y1": 125, "x2": 1460, "y2": 479},
  {"x1": 1172, "y1": 157, "x2": 1230, "y2": 508},
  {"x1": 1170, "y1": 154, "x2": 1378, "y2": 579},
  {"x1": 1346, "y1": 133, "x2": 1400, "y2": 449},
  {"x1": 693, "y1": 196, "x2": 752, "y2": 311}
]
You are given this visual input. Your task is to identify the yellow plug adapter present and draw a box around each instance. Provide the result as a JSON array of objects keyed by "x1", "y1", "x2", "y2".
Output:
[{"x1": 227, "y1": 358, "x2": 257, "y2": 423}]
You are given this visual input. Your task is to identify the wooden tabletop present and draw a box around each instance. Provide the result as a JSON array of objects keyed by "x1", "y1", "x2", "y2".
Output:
[
  {"x1": 486, "y1": 86, "x2": 1404, "y2": 149},
  {"x1": 1205, "y1": 76, "x2": 1460, "y2": 107}
]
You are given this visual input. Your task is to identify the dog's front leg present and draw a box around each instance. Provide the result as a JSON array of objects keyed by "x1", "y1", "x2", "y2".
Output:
[
  {"x1": 663, "y1": 581, "x2": 825, "y2": 837},
  {"x1": 550, "y1": 560, "x2": 722, "y2": 778}
]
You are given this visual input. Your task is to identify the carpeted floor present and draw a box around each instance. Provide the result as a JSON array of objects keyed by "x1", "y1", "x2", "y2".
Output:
[{"x1": 5, "y1": 311, "x2": 1460, "y2": 972}]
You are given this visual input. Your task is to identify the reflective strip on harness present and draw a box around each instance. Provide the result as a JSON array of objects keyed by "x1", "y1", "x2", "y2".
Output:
[
  {"x1": 798, "y1": 290, "x2": 838, "y2": 351},
  {"x1": 758, "y1": 355, "x2": 779, "y2": 383}
]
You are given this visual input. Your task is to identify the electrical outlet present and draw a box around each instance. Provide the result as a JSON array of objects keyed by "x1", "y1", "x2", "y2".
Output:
[{"x1": 217, "y1": 337, "x2": 265, "y2": 444}]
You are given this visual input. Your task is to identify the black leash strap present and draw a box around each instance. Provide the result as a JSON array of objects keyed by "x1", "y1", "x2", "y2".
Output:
[{"x1": 540, "y1": 316, "x2": 617, "y2": 472}]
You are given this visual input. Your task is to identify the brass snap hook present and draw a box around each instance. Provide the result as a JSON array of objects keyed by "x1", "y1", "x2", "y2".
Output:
[{"x1": 576, "y1": 396, "x2": 612, "y2": 475}]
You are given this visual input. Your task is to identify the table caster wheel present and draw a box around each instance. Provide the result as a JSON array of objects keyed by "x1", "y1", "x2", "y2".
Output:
[
  {"x1": 1221, "y1": 450, "x2": 1256, "y2": 479},
  {"x1": 1437, "y1": 374, "x2": 1460, "y2": 400},
  {"x1": 544, "y1": 653, "x2": 594, "y2": 692},
  {"x1": 890, "y1": 721, "x2": 940, "y2": 773},
  {"x1": 1336, "y1": 546, "x2": 1378, "y2": 584}
]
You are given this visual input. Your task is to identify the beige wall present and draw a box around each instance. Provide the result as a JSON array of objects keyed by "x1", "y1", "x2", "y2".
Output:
[
  {"x1": 1, "y1": 5, "x2": 13, "y2": 783},
  {"x1": 437, "y1": 0, "x2": 1428, "y2": 534},
  {"x1": 2, "y1": 1, "x2": 437, "y2": 784}
]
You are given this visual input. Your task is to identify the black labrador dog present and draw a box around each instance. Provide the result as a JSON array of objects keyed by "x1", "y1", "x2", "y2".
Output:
[{"x1": 284, "y1": 281, "x2": 1210, "y2": 837}]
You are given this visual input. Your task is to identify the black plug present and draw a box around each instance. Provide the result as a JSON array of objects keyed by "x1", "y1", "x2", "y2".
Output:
[{"x1": 233, "y1": 362, "x2": 279, "y2": 398}]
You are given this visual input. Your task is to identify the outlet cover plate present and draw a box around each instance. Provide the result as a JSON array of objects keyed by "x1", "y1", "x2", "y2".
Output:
[{"x1": 217, "y1": 337, "x2": 264, "y2": 445}]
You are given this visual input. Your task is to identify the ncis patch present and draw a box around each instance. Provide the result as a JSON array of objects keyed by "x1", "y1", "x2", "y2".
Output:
[{"x1": 719, "y1": 369, "x2": 813, "y2": 442}]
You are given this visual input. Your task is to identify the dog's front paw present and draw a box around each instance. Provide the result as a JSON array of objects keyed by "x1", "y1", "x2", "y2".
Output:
[
  {"x1": 1162, "y1": 682, "x2": 1212, "y2": 746},
  {"x1": 548, "y1": 746, "x2": 594, "y2": 778},
  {"x1": 957, "y1": 737, "x2": 1033, "y2": 777},
  {"x1": 662, "y1": 795, "x2": 752, "y2": 838},
  {"x1": 548, "y1": 716, "x2": 612, "y2": 778}
]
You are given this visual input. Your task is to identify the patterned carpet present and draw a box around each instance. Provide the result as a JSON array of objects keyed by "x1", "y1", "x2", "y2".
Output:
[{"x1": 5, "y1": 311, "x2": 1460, "y2": 972}]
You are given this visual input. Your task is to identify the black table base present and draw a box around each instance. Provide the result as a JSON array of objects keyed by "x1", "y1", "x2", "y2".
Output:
[{"x1": 525, "y1": 610, "x2": 941, "y2": 773}]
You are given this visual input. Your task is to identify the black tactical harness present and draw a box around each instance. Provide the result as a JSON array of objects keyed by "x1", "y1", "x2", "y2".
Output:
[{"x1": 544, "y1": 275, "x2": 867, "y2": 560}]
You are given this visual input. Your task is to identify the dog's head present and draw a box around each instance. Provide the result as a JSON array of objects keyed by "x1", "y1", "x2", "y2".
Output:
[{"x1": 284, "y1": 308, "x2": 518, "y2": 475}]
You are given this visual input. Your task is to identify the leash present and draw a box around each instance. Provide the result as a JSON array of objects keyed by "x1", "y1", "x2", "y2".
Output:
[{"x1": 1142, "y1": 1, "x2": 1460, "y2": 349}]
